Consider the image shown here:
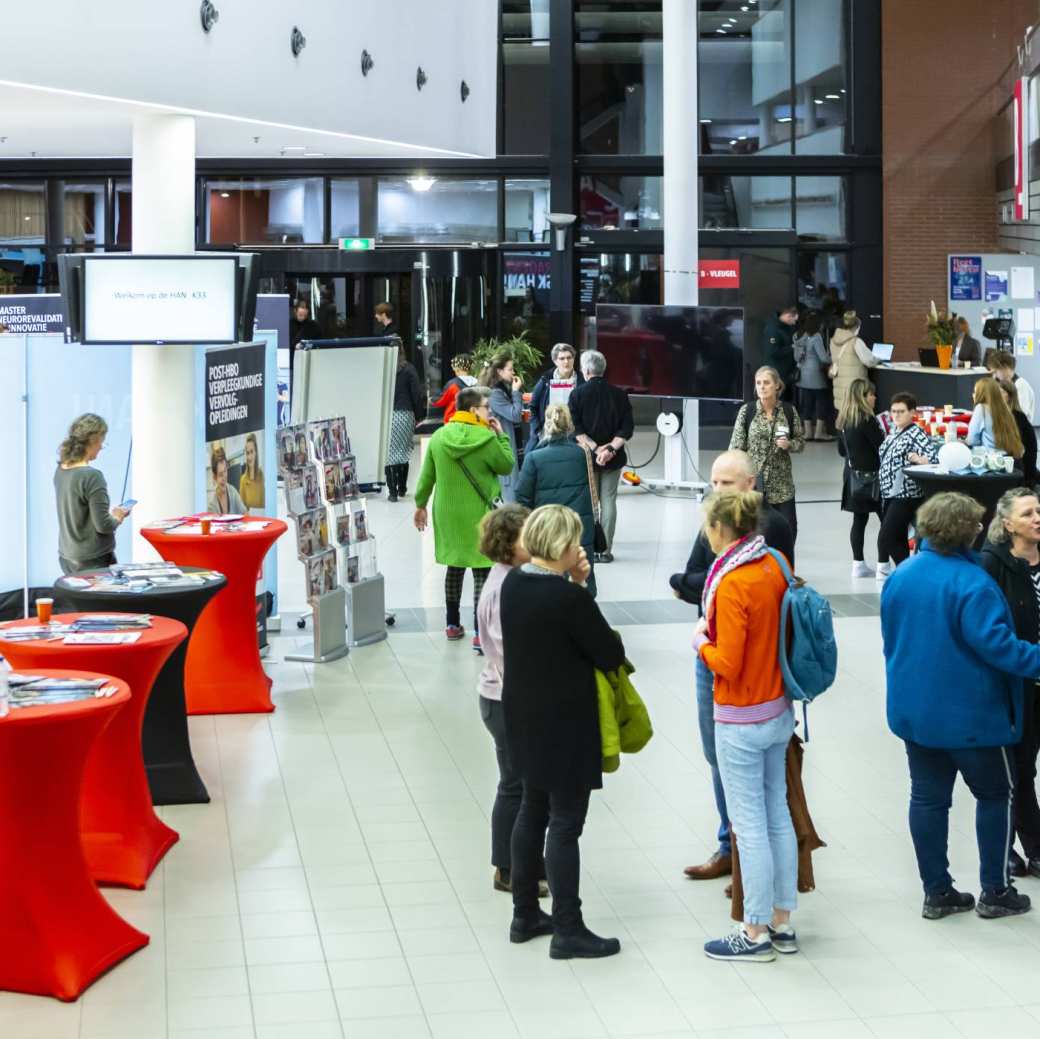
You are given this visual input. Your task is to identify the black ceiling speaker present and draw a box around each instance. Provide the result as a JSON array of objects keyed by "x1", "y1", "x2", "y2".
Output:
[
  {"x1": 416, "y1": 66, "x2": 428, "y2": 91},
  {"x1": 361, "y1": 49, "x2": 374, "y2": 76},
  {"x1": 200, "y1": 1, "x2": 219, "y2": 32},
  {"x1": 291, "y1": 26, "x2": 306, "y2": 57},
  {"x1": 460, "y1": 80, "x2": 470, "y2": 103}
]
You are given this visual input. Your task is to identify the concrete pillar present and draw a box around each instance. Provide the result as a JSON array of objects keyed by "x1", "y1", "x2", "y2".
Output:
[
  {"x1": 662, "y1": 0, "x2": 701, "y2": 482},
  {"x1": 130, "y1": 114, "x2": 197, "y2": 553}
]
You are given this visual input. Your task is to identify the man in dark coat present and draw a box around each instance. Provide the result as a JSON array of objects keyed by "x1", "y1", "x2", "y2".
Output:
[{"x1": 762, "y1": 305, "x2": 799, "y2": 401}]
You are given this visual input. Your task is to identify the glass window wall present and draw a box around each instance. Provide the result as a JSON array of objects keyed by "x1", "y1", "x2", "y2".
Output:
[
  {"x1": 114, "y1": 180, "x2": 132, "y2": 247},
  {"x1": 62, "y1": 182, "x2": 106, "y2": 251},
  {"x1": 795, "y1": 176, "x2": 845, "y2": 241},
  {"x1": 0, "y1": 182, "x2": 46, "y2": 290},
  {"x1": 502, "y1": 250, "x2": 552, "y2": 348},
  {"x1": 579, "y1": 252, "x2": 663, "y2": 346},
  {"x1": 330, "y1": 179, "x2": 361, "y2": 239},
  {"x1": 576, "y1": 2, "x2": 663, "y2": 155},
  {"x1": 579, "y1": 174, "x2": 663, "y2": 230},
  {"x1": 377, "y1": 177, "x2": 497, "y2": 243},
  {"x1": 797, "y1": 250, "x2": 849, "y2": 333},
  {"x1": 700, "y1": 174, "x2": 792, "y2": 229},
  {"x1": 502, "y1": 1, "x2": 551, "y2": 154},
  {"x1": 204, "y1": 177, "x2": 324, "y2": 244},
  {"x1": 793, "y1": 0, "x2": 846, "y2": 153},
  {"x1": 505, "y1": 179, "x2": 551, "y2": 242}
]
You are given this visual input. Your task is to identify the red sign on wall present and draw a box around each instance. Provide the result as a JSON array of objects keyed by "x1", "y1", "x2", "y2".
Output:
[{"x1": 698, "y1": 260, "x2": 741, "y2": 289}]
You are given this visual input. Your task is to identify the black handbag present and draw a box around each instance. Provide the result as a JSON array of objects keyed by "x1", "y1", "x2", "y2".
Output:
[
  {"x1": 582, "y1": 446, "x2": 609, "y2": 553},
  {"x1": 847, "y1": 466, "x2": 880, "y2": 505}
]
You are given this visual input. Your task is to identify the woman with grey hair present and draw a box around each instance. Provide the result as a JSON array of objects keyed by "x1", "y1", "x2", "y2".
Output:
[
  {"x1": 982, "y1": 487, "x2": 1040, "y2": 880},
  {"x1": 54, "y1": 413, "x2": 129, "y2": 574},
  {"x1": 528, "y1": 343, "x2": 585, "y2": 446},
  {"x1": 568, "y1": 350, "x2": 634, "y2": 563}
]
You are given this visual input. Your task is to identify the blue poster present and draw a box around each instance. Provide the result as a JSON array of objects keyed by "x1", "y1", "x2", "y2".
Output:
[
  {"x1": 950, "y1": 255, "x2": 982, "y2": 301},
  {"x1": 986, "y1": 270, "x2": 1009, "y2": 302}
]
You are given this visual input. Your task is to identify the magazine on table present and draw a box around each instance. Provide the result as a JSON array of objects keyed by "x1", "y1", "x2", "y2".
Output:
[{"x1": 64, "y1": 632, "x2": 142, "y2": 645}]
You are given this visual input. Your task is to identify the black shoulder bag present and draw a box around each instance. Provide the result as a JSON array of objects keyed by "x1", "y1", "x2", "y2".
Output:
[{"x1": 457, "y1": 458, "x2": 504, "y2": 512}]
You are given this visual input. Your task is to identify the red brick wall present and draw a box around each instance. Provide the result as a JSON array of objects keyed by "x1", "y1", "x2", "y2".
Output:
[{"x1": 883, "y1": 0, "x2": 1033, "y2": 355}]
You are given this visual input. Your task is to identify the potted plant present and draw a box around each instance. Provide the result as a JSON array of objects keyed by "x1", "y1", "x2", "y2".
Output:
[
  {"x1": 471, "y1": 332, "x2": 546, "y2": 389},
  {"x1": 927, "y1": 300, "x2": 957, "y2": 369},
  {"x1": 0, "y1": 269, "x2": 16, "y2": 295}
]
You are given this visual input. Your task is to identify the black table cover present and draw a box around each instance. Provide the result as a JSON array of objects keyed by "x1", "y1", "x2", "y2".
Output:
[
  {"x1": 910, "y1": 468, "x2": 1023, "y2": 548},
  {"x1": 54, "y1": 567, "x2": 227, "y2": 805}
]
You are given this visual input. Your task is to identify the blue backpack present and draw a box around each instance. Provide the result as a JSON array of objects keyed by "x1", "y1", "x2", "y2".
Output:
[{"x1": 766, "y1": 548, "x2": 837, "y2": 738}]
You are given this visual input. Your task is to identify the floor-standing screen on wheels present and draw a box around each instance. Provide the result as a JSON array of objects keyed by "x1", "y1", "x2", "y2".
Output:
[{"x1": 595, "y1": 304, "x2": 743, "y2": 401}]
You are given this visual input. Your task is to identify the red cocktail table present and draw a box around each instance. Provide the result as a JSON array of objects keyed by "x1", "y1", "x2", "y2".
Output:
[
  {"x1": 141, "y1": 517, "x2": 286, "y2": 714},
  {"x1": 0, "y1": 613, "x2": 186, "y2": 889},
  {"x1": 0, "y1": 669, "x2": 148, "y2": 1001}
]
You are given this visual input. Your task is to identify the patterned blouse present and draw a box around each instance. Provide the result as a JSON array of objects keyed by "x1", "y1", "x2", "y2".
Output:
[
  {"x1": 878, "y1": 424, "x2": 938, "y2": 499},
  {"x1": 729, "y1": 402, "x2": 806, "y2": 505}
]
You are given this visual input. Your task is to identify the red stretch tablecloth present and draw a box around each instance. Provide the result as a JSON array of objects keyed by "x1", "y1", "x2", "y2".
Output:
[
  {"x1": 0, "y1": 669, "x2": 148, "y2": 1001},
  {"x1": 0, "y1": 614, "x2": 186, "y2": 889},
  {"x1": 141, "y1": 517, "x2": 286, "y2": 715}
]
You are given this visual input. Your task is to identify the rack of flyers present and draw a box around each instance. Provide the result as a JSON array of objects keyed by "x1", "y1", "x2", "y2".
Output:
[{"x1": 5, "y1": 674, "x2": 120, "y2": 708}]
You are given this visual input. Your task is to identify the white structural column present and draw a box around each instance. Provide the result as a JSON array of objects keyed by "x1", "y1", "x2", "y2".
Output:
[
  {"x1": 662, "y1": 0, "x2": 701, "y2": 482},
  {"x1": 130, "y1": 115, "x2": 197, "y2": 553}
]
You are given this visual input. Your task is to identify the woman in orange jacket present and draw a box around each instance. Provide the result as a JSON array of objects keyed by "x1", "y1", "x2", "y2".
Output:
[
  {"x1": 693, "y1": 489, "x2": 798, "y2": 963},
  {"x1": 431, "y1": 353, "x2": 477, "y2": 423}
]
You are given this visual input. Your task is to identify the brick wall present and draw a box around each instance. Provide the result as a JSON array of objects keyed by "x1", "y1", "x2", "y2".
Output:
[{"x1": 883, "y1": 0, "x2": 1034, "y2": 355}]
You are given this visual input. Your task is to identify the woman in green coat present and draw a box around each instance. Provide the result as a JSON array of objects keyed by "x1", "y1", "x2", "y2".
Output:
[
  {"x1": 515, "y1": 403, "x2": 598, "y2": 597},
  {"x1": 415, "y1": 385, "x2": 515, "y2": 646}
]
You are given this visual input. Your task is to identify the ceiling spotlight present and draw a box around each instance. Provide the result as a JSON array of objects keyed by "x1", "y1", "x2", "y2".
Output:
[
  {"x1": 290, "y1": 26, "x2": 306, "y2": 57},
  {"x1": 408, "y1": 176, "x2": 436, "y2": 192},
  {"x1": 361, "y1": 49, "x2": 374, "y2": 76},
  {"x1": 416, "y1": 66, "x2": 428, "y2": 91},
  {"x1": 825, "y1": 93, "x2": 840, "y2": 100},
  {"x1": 700, "y1": 118, "x2": 712, "y2": 124},
  {"x1": 814, "y1": 98, "x2": 824, "y2": 105},
  {"x1": 200, "y1": 1, "x2": 219, "y2": 33},
  {"x1": 24, "y1": 215, "x2": 31, "y2": 221},
  {"x1": 776, "y1": 116, "x2": 793, "y2": 123},
  {"x1": 460, "y1": 80, "x2": 470, "y2": 103},
  {"x1": 729, "y1": 139, "x2": 737, "y2": 145},
  {"x1": 738, "y1": 135, "x2": 747, "y2": 140},
  {"x1": 220, "y1": 191, "x2": 230, "y2": 198},
  {"x1": 716, "y1": 28, "x2": 726, "y2": 33}
]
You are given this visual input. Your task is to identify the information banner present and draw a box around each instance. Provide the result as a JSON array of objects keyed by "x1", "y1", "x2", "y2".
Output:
[
  {"x1": 949, "y1": 256, "x2": 982, "y2": 301},
  {"x1": 0, "y1": 293, "x2": 65, "y2": 335}
]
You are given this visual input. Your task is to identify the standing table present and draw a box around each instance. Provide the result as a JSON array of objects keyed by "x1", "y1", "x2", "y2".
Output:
[
  {"x1": 906, "y1": 465, "x2": 1023, "y2": 547},
  {"x1": 141, "y1": 517, "x2": 287, "y2": 714},
  {"x1": 0, "y1": 669, "x2": 148, "y2": 1001},
  {"x1": 55, "y1": 568, "x2": 227, "y2": 805},
  {"x1": 0, "y1": 613, "x2": 186, "y2": 889}
]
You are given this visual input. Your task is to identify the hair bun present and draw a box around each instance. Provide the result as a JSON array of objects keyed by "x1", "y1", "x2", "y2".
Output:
[{"x1": 842, "y1": 310, "x2": 859, "y2": 329}]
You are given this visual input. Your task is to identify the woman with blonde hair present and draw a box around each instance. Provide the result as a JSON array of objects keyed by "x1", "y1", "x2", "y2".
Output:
[
  {"x1": 729, "y1": 366, "x2": 805, "y2": 546},
  {"x1": 836, "y1": 378, "x2": 885, "y2": 578},
  {"x1": 967, "y1": 377, "x2": 1024, "y2": 460},
  {"x1": 238, "y1": 432, "x2": 265, "y2": 511},
  {"x1": 515, "y1": 403, "x2": 597, "y2": 596},
  {"x1": 54, "y1": 413, "x2": 129, "y2": 574},
  {"x1": 500, "y1": 504, "x2": 624, "y2": 958},
  {"x1": 830, "y1": 310, "x2": 880, "y2": 413},
  {"x1": 693, "y1": 489, "x2": 797, "y2": 961}
]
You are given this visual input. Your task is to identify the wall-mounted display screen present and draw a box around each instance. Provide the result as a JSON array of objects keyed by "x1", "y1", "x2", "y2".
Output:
[
  {"x1": 82, "y1": 256, "x2": 238, "y2": 345},
  {"x1": 595, "y1": 304, "x2": 744, "y2": 401}
]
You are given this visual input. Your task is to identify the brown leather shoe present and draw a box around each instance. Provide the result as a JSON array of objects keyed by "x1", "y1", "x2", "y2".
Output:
[
  {"x1": 724, "y1": 884, "x2": 733, "y2": 899},
  {"x1": 683, "y1": 851, "x2": 732, "y2": 880}
]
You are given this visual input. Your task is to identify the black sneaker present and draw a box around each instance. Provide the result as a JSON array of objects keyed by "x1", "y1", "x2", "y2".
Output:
[
  {"x1": 1009, "y1": 849, "x2": 1028, "y2": 878},
  {"x1": 1028, "y1": 858, "x2": 1040, "y2": 879},
  {"x1": 922, "y1": 887, "x2": 975, "y2": 920},
  {"x1": 977, "y1": 885, "x2": 1031, "y2": 919},
  {"x1": 510, "y1": 909, "x2": 553, "y2": 943},
  {"x1": 549, "y1": 924, "x2": 621, "y2": 960}
]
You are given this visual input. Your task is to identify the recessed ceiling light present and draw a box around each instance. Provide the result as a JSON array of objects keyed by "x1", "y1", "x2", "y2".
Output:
[
  {"x1": 716, "y1": 27, "x2": 726, "y2": 33},
  {"x1": 814, "y1": 99, "x2": 824, "y2": 105},
  {"x1": 729, "y1": 139, "x2": 737, "y2": 145},
  {"x1": 24, "y1": 215, "x2": 31, "y2": 221},
  {"x1": 700, "y1": 118, "x2": 712, "y2": 124},
  {"x1": 738, "y1": 135, "x2": 747, "y2": 140},
  {"x1": 825, "y1": 94, "x2": 840, "y2": 100},
  {"x1": 220, "y1": 191, "x2": 230, "y2": 198},
  {"x1": 776, "y1": 116, "x2": 793, "y2": 123},
  {"x1": 408, "y1": 176, "x2": 436, "y2": 192}
]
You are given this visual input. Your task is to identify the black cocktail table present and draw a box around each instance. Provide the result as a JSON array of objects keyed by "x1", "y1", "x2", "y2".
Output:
[
  {"x1": 907, "y1": 466, "x2": 1023, "y2": 548},
  {"x1": 54, "y1": 567, "x2": 227, "y2": 805}
]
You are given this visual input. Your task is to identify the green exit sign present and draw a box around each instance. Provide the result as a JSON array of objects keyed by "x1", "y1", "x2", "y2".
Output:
[{"x1": 339, "y1": 237, "x2": 375, "y2": 251}]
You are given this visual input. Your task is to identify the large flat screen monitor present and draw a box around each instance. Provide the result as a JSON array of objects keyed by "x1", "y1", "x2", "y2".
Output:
[
  {"x1": 82, "y1": 256, "x2": 238, "y2": 345},
  {"x1": 595, "y1": 304, "x2": 744, "y2": 401}
]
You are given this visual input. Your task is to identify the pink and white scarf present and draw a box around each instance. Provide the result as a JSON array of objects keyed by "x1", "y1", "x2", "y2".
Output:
[{"x1": 701, "y1": 534, "x2": 769, "y2": 642}]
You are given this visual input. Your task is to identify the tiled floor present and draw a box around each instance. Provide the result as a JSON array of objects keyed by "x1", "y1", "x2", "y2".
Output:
[{"x1": 7, "y1": 440, "x2": 1040, "y2": 1038}]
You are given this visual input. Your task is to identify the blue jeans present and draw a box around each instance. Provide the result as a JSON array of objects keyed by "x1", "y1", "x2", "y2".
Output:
[
  {"x1": 715, "y1": 709, "x2": 797, "y2": 926},
  {"x1": 696, "y1": 656, "x2": 731, "y2": 856},
  {"x1": 904, "y1": 741, "x2": 1015, "y2": 896}
]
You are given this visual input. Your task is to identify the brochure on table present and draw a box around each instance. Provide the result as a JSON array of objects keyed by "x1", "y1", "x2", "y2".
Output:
[{"x1": 279, "y1": 415, "x2": 379, "y2": 603}]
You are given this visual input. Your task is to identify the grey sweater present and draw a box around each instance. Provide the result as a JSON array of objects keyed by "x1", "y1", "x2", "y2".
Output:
[{"x1": 54, "y1": 465, "x2": 119, "y2": 567}]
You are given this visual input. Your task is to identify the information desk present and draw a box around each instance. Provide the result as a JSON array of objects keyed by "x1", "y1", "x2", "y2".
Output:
[
  {"x1": 141, "y1": 517, "x2": 287, "y2": 715},
  {"x1": 0, "y1": 670, "x2": 149, "y2": 1001},
  {"x1": 872, "y1": 363, "x2": 988, "y2": 411},
  {"x1": 0, "y1": 613, "x2": 186, "y2": 889},
  {"x1": 55, "y1": 568, "x2": 227, "y2": 805}
]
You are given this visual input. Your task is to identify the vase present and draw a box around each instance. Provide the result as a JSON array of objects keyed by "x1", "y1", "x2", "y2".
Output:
[{"x1": 935, "y1": 344, "x2": 953, "y2": 369}]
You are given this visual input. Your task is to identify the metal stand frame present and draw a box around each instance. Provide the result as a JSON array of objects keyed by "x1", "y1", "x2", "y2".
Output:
[{"x1": 285, "y1": 587, "x2": 349, "y2": 663}]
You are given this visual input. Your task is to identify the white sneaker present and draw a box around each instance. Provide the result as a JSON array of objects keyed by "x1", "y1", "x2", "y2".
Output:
[
  {"x1": 851, "y1": 561, "x2": 874, "y2": 579},
  {"x1": 876, "y1": 562, "x2": 894, "y2": 581}
]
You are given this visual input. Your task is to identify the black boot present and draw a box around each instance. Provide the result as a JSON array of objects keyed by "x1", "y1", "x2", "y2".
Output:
[
  {"x1": 549, "y1": 924, "x2": 621, "y2": 959},
  {"x1": 385, "y1": 467, "x2": 398, "y2": 502},
  {"x1": 398, "y1": 463, "x2": 410, "y2": 497},
  {"x1": 510, "y1": 909, "x2": 553, "y2": 944}
]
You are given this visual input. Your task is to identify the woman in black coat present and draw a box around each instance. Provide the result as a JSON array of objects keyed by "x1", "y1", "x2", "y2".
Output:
[
  {"x1": 500, "y1": 504, "x2": 625, "y2": 960},
  {"x1": 981, "y1": 487, "x2": 1040, "y2": 878},
  {"x1": 836, "y1": 378, "x2": 884, "y2": 578}
]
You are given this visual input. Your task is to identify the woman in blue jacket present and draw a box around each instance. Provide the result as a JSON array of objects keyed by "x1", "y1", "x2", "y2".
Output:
[
  {"x1": 515, "y1": 403, "x2": 597, "y2": 597},
  {"x1": 480, "y1": 353, "x2": 525, "y2": 502},
  {"x1": 881, "y1": 491, "x2": 1040, "y2": 921}
]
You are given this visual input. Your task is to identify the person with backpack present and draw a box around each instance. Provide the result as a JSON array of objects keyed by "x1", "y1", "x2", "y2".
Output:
[
  {"x1": 414, "y1": 385, "x2": 515, "y2": 648},
  {"x1": 693, "y1": 489, "x2": 799, "y2": 962},
  {"x1": 729, "y1": 366, "x2": 805, "y2": 545},
  {"x1": 882, "y1": 492, "x2": 1040, "y2": 921}
]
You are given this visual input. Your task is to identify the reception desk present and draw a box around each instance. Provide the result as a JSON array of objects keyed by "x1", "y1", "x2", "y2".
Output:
[{"x1": 872, "y1": 363, "x2": 987, "y2": 411}]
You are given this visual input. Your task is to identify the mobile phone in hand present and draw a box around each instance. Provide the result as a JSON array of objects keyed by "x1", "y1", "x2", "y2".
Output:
[{"x1": 120, "y1": 499, "x2": 138, "y2": 510}]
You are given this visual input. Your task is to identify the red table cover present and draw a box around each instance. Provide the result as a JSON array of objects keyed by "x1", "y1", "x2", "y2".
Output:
[
  {"x1": 0, "y1": 613, "x2": 186, "y2": 889},
  {"x1": 141, "y1": 517, "x2": 286, "y2": 715},
  {"x1": 0, "y1": 669, "x2": 148, "y2": 1001}
]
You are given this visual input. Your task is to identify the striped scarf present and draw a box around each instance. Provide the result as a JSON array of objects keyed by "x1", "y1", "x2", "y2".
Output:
[{"x1": 701, "y1": 534, "x2": 769, "y2": 642}]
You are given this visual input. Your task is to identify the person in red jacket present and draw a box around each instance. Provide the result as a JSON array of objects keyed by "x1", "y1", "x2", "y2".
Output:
[{"x1": 432, "y1": 354, "x2": 477, "y2": 422}]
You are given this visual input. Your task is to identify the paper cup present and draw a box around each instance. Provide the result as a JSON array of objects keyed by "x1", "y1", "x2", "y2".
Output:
[
  {"x1": 36, "y1": 597, "x2": 53, "y2": 624},
  {"x1": 200, "y1": 518, "x2": 212, "y2": 536}
]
